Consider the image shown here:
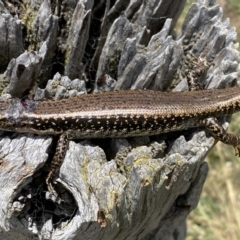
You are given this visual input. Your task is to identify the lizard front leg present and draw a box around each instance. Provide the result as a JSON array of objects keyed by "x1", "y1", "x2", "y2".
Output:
[
  {"x1": 46, "y1": 133, "x2": 69, "y2": 197},
  {"x1": 203, "y1": 117, "x2": 240, "y2": 157}
]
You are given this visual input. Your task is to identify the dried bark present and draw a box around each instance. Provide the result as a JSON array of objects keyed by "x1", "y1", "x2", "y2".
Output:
[{"x1": 0, "y1": 0, "x2": 239, "y2": 239}]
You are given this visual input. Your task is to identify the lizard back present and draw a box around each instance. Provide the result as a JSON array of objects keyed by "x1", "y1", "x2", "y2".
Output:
[{"x1": 1, "y1": 87, "x2": 240, "y2": 138}]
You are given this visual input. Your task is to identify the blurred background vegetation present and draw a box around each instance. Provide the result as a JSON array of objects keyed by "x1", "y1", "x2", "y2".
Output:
[{"x1": 177, "y1": 1, "x2": 240, "y2": 239}]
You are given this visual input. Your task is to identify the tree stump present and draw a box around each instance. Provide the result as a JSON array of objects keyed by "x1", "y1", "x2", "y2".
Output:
[{"x1": 0, "y1": 0, "x2": 239, "y2": 239}]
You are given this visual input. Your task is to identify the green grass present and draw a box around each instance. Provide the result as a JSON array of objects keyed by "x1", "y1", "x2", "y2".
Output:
[
  {"x1": 229, "y1": 0, "x2": 240, "y2": 13},
  {"x1": 176, "y1": 1, "x2": 240, "y2": 239}
]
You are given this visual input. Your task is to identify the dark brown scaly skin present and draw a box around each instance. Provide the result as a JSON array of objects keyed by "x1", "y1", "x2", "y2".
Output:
[{"x1": 1, "y1": 87, "x2": 240, "y2": 138}]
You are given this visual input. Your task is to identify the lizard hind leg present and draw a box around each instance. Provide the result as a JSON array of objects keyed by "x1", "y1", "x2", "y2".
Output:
[
  {"x1": 46, "y1": 133, "x2": 69, "y2": 198},
  {"x1": 203, "y1": 117, "x2": 240, "y2": 157}
]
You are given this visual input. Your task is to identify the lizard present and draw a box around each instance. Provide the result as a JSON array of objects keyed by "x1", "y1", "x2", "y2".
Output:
[{"x1": 0, "y1": 56, "x2": 239, "y2": 196}]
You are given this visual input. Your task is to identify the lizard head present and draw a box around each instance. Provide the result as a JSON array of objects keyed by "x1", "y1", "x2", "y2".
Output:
[{"x1": 0, "y1": 98, "x2": 38, "y2": 133}]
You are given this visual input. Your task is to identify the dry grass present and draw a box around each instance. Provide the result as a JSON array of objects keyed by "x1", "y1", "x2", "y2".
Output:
[
  {"x1": 176, "y1": 1, "x2": 240, "y2": 239},
  {"x1": 187, "y1": 134, "x2": 240, "y2": 240}
]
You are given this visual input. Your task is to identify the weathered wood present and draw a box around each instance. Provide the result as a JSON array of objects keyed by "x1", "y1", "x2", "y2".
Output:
[{"x1": 0, "y1": 0, "x2": 239, "y2": 239}]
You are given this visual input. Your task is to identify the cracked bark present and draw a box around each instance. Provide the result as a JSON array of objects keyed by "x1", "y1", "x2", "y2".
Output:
[{"x1": 0, "y1": 0, "x2": 239, "y2": 239}]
